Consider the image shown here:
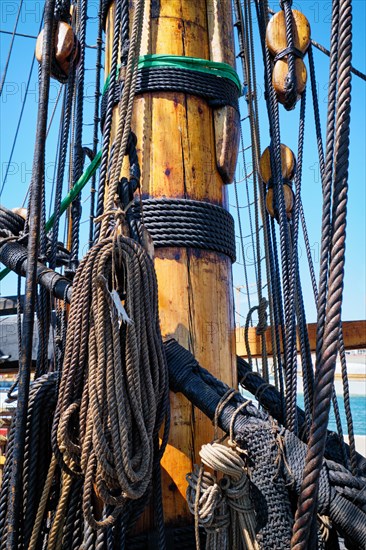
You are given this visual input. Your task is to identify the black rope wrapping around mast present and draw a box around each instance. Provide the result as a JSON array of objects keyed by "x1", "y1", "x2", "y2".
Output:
[
  {"x1": 131, "y1": 198, "x2": 237, "y2": 263},
  {"x1": 99, "y1": 67, "x2": 240, "y2": 131}
]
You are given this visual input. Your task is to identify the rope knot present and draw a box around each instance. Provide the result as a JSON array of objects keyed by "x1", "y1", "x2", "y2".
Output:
[{"x1": 93, "y1": 202, "x2": 133, "y2": 229}]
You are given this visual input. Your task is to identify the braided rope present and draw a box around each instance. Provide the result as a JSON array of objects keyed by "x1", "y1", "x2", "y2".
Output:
[
  {"x1": 52, "y1": 235, "x2": 169, "y2": 530},
  {"x1": 94, "y1": 0, "x2": 123, "y2": 237},
  {"x1": 131, "y1": 197, "x2": 236, "y2": 262},
  {"x1": 291, "y1": 0, "x2": 353, "y2": 545},
  {"x1": 88, "y1": 0, "x2": 103, "y2": 247},
  {"x1": 99, "y1": 0, "x2": 145, "y2": 240},
  {"x1": 281, "y1": 0, "x2": 298, "y2": 110},
  {"x1": 285, "y1": 92, "x2": 307, "y2": 434}
]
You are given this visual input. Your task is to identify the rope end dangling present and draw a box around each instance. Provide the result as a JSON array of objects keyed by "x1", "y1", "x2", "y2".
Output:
[
  {"x1": 96, "y1": 274, "x2": 134, "y2": 327},
  {"x1": 187, "y1": 442, "x2": 259, "y2": 550}
]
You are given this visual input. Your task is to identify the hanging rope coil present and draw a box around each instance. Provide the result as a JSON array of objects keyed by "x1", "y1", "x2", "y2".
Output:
[
  {"x1": 0, "y1": 373, "x2": 59, "y2": 548},
  {"x1": 187, "y1": 458, "x2": 259, "y2": 550},
  {"x1": 52, "y1": 234, "x2": 170, "y2": 529}
]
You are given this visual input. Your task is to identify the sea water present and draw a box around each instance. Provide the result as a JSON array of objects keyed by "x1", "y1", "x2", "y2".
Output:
[{"x1": 297, "y1": 394, "x2": 366, "y2": 435}]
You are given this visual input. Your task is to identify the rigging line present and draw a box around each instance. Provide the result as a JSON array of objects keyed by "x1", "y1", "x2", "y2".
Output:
[
  {"x1": 88, "y1": 0, "x2": 103, "y2": 248},
  {"x1": 48, "y1": 116, "x2": 63, "y2": 219},
  {"x1": 234, "y1": 178, "x2": 252, "y2": 312},
  {"x1": 46, "y1": 85, "x2": 63, "y2": 138},
  {"x1": 20, "y1": 85, "x2": 63, "y2": 211},
  {"x1": 0, "y1": 12, "x2": 45, "y2": 198},
  {"x1": 0, "y1": 0, "x2": 24, "y2": 96},
  {"x1": 266, "y1": 7, "x2": 366, "y2": 81},
  {"x1": 244, "y1": 0, "x2": 273, "y2": 380},
  {"x1": 308, "y1": 43, "x2": 357, "y2": 472},
  {"x1": 5, "y1": 0, "x2": 55, "y2": 545},
  {"x1": 0, "y1": 30, "x2": 102, "y2": 51}
]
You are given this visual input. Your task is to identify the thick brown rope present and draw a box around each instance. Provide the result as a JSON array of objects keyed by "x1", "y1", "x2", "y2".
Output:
[
  {"x1": 51, "y1": 235, "x2": 169, "y2": 530},
  {"x1": 291, "y1": 0, "x2": 353, "y2": 546}
]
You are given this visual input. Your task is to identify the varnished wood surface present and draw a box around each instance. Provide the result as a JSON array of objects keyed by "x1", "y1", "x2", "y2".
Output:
[
  {"x1": 236, "y1": 320, "x2": 366, "y2": 358},
  {"x1": 106, "y1": 0, "x2": 238, "y2": 529},
  {"x1": 266, "y1": 9, "x2": 311, "y2": 56},
  {"x1": 272, "y1": 57, "x2": 307, "y2": 105},
  {"x1": 259, "y1": 144, "x2": 295, "y2": 184}
]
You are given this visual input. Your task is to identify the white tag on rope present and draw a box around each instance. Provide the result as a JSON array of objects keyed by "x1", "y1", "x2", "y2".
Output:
[{"x1": 110, "y1": 289, "x2": 133, "y2": 327}]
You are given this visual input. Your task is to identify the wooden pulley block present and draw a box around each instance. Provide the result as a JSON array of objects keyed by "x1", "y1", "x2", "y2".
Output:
[
  {"x1": 259, "y1": 144, "x2": 296, "y2": 184},
  {"x1": 266, "y1": 10, "x2": 311, "y2": 57},
  {"x1": 272, "y1": 57, "x2": 307, "y2": 106},
  {"x1": 266, "y1": 184, "x2": 294, "y2": 220},
  {"x1": 36, "y1": 21, "x2": 79, "y2": 79}
]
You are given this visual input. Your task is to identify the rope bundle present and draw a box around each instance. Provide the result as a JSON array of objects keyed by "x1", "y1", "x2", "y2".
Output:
[
  {"x1": 52, "y1": 234, "x2": 169, "y2": 529},
  {"x1": 187, "y1": 442, "x2": 259, "y2": 550}
]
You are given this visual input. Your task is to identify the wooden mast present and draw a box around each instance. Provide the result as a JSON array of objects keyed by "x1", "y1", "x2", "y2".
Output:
[{"x1": 105, "y1": 0, "x2": 239, "y2": 528}]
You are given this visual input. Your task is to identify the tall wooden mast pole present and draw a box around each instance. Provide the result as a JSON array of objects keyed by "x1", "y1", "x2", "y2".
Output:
[{"x1": 105, "y1": 0, "x2": 239, "y2": 528}]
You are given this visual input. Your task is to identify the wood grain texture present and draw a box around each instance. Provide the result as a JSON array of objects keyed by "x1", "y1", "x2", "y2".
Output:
[
  {"x1": 207, "y1": 0, "x2": 240, "y2": 183},
  {"x1": 266, "y1": 9, "x2": 311, "y2": 56},
  {"x1": 106, "y1": 0, "x2": 238, "y2": 529},
  {"x1": 236, "y1": 321, "x2": 366, "y2": 358}
]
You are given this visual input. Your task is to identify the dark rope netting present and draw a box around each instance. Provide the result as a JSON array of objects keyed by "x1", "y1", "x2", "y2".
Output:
[{"x1": 165, "y1": 339, "x2": 366, "y2": 550}]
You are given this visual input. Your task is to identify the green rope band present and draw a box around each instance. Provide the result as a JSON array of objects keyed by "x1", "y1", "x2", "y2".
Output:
[{"x1": 102, "y1": 54, "x2": 242, "y2": 96}]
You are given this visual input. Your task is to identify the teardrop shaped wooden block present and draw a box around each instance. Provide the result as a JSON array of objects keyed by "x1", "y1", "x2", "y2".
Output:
[
  {"x1": 272, "y1": 57, "x2": 307, "y2": 106},
  {"x1": 55, "y1": 22, "x2": 77, "y2": 71},
  {"x1": 259, "y1": 144, "x2": 296, "y2": 184},
  {"x1": 266, "y1": 9, "x2": 311, "y2": 57},
  {"x1": 266, "y1": 185, "x2": 294, "y2": 219},
  {"x1": 35, "y1": 22, "x2": 78, "y2": 77}
]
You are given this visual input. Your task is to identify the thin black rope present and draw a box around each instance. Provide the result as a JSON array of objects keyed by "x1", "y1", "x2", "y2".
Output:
[
  {"x1": 88, "y1": 0, "x2": 104, "y2": 247},
  {"x1": 0, "y1": 12, "x2": 45, "y2": 198},
  {"x1": 69, "y1": 0, "x2": 88, "y2": 273},
  {"x1": 93, "y1": 0, "x2": 124, "y2": 241},
  {"x1": 0, "y1": 0, "x2": 24, "y2": 96},
  {"x1": 5, "y1": 0, "x2": 55, "y2": 546},
  {"x1": 292, "y1": 0, "x2": 353, "y2": 544}
]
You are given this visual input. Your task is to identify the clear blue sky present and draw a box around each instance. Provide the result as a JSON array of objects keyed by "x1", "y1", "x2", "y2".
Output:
[{"x1": 0, "y1": 0, "x2": 365, "y2": 323}]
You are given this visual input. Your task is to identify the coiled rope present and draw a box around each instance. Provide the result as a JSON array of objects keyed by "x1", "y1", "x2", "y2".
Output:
[{"x1": 51, "y1": 234, "x2": 169, "y2": 529}]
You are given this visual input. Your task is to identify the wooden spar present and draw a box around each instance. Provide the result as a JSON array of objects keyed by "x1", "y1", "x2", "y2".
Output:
[
  {"x1": 236, "y1": 320, "x2": 366, "y2": 358},
  {"x1": 105, "y1": 0, "x2": 239, "y2": 528}
]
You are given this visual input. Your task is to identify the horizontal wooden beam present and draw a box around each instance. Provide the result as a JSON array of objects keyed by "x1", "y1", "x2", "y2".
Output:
[{"x1": 236, "y1": 320, "x2": 366, "y2": 358}]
